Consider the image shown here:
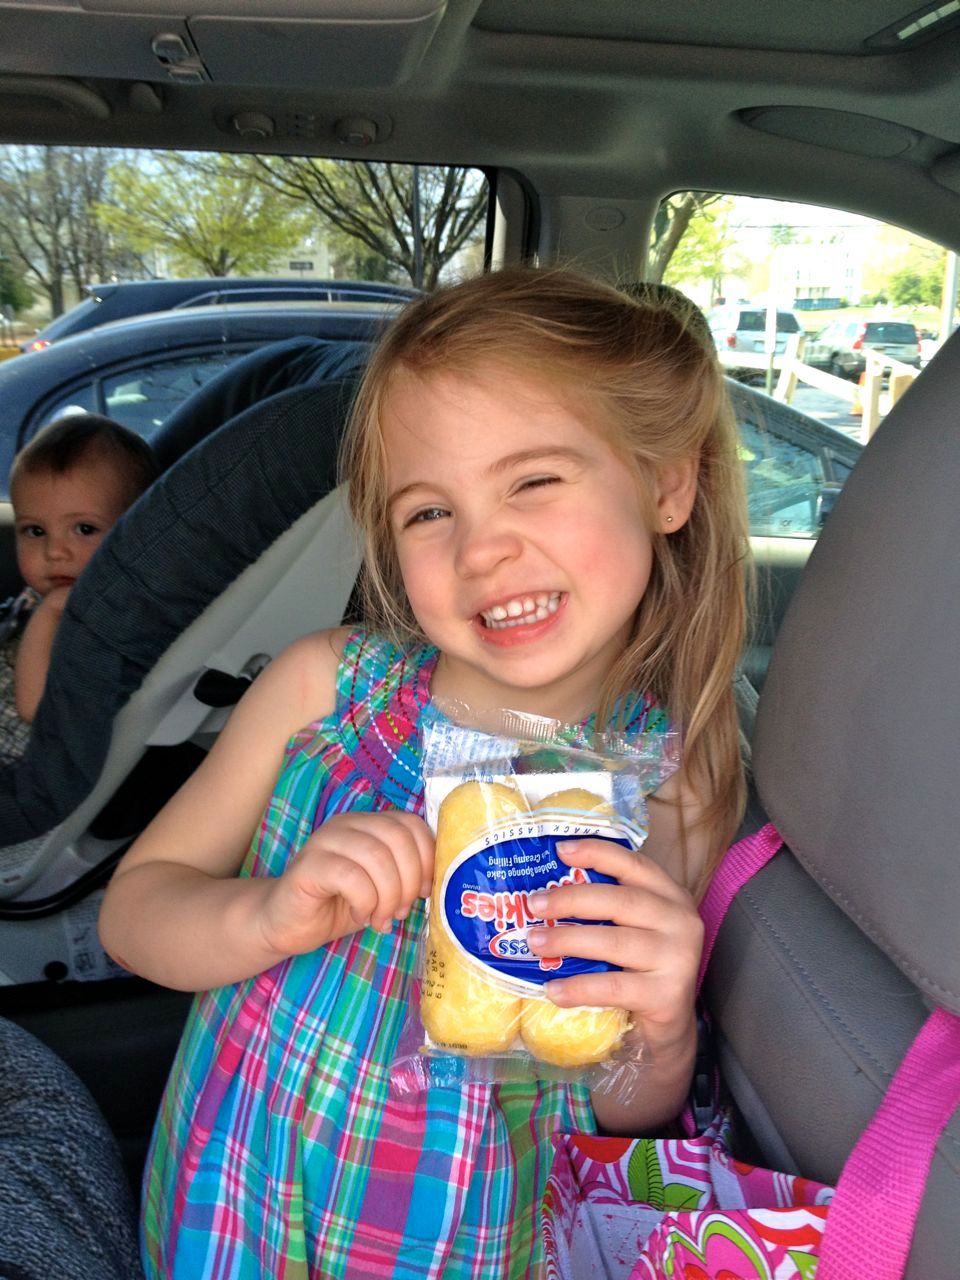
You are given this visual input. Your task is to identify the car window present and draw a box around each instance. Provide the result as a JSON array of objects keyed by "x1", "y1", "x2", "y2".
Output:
[
  {"x1": 863, "y1": 322, "x2": 917, "y2": 343},
  {"x1": 658, "y1": 191, "x2": 950, "y2": 541},
  {"x1": 37, "y1": 351, "x2": 241, "y2": 441},
  {"x1": 737, "y1": 310, "x2": 765, "y2": 331},
  {"x1": 101, "y1": 352, "x2": 241, "y2": 438},
  {"x1": 37, "y1": 382, "x2": 99, "y2": 423},
  {"x1": 739, "y1": 417, "x2": 824, "y2": 538}
]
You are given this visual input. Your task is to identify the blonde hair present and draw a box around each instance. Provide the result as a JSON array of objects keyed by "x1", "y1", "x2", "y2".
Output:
[{"x1": 342, "y1": 266, "x2": 749, "y2": 881}]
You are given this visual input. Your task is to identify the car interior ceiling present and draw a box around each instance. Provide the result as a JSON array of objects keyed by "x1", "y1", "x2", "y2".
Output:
[{"x1": 0, "y1": 0, "x2": 959, "y2": 1261}]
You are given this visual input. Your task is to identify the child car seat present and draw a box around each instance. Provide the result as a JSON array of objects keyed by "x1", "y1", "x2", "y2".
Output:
[
  {"x1": 702, "y1": 331, "x2": 960, "y2": 1275},
  {"x1": 0, "y1": 338, "x2": 373, "y2": 984}
]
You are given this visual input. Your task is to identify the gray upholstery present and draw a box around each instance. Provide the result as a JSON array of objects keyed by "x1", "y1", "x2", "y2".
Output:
[
  {"x1": 0, "y1": 1015, "x2": 142, "y2": 1278},
  {"x1": 704, "y1": 328, "x2": 960, "y2": 1276},
  {"x1": 753, "y1": 341, "x2": 960, "y2": 1007}
]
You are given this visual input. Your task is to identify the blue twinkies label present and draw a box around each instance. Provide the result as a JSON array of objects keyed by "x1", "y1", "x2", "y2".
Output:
[{"x1": 427, "y1": 773, "x2": 648, "y2": 995}]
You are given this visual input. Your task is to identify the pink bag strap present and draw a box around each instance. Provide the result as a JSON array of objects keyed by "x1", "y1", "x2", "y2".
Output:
[
  {"x1": 682, "y1": 822, "x2": 784, "y2": 1135},
  {"x1": 696, "y1": 820, "x2": 783, "y2": 995},
  {"x1": 695, "y1": 822, "x2": 960, "y2": 1279},
  {"x1": 815, "y1": 1005, "x2": 960, "y2": 1280}
]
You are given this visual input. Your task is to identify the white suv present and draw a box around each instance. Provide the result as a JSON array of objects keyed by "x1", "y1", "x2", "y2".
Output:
[{"x1": 708, "y1": 303, "x2": 805, "y2": 380}]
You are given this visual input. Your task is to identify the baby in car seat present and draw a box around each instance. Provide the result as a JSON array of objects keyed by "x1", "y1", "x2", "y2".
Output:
[{"x1": 0, "y1": 413, "x2": 158, "y2": 764}]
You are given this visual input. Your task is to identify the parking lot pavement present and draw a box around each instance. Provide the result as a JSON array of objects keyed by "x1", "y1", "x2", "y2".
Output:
[{"x1": 792, "y1": 385, "x2": 864, "y2": 441}]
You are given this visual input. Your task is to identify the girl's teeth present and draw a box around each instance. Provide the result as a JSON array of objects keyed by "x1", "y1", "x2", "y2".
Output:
[{"x1": 481, "y1": 593, "x2": 561, "y2": 629}]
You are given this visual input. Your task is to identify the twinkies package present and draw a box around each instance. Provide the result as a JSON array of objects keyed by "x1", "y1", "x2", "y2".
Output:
[{"x1": 391, "y1": 702, "x2": 680, "y2": 1097}]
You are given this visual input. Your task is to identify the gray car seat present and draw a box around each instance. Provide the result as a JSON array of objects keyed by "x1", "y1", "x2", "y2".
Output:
[
  {"x1": 0, "y1": 340, "x2": 373, "y2": 984},
  {"x1": 702, "y1": 329, "x2": 960, "y2": 1275}
]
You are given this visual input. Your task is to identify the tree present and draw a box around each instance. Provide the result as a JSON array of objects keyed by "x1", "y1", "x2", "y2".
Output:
[
  {"x1": 888, "y1": 269, "x2": 924, "y2": 307},
  {"x1": 243, "y1": 158, "x2": 487, "y2": 289},
  {"x1": 648, "y1": 192, "x2": 730, "y2": 285},
  {"x1": 888, "y1": 265, "x2": 941, "y2": 309},
  {"x1": 96, "y1": 153, "x2": 311, "y2": 278},
  {"x1": 648, "y1": 192, "x2": 736, "y2": 303},
  {"x1": 0, "y1": 255, "x2": 34, "y2": 315},
  {"x1": 0, "y1": 146, "x2": 138, "y2": 316}
]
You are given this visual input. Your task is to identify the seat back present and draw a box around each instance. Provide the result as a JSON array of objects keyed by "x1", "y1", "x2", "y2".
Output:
[{"x1": 703, "y1": 330, "x2": 960, "y2": 1276}]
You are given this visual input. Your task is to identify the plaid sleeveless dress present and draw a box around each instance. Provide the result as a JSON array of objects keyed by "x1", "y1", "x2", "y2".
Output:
[{"x1": 141, "y1": 630, "x2": 600, "y2": 1280}]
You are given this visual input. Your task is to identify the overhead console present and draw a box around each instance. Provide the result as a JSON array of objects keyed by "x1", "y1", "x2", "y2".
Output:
[{"x1": 0, "y1": 0, "x2": 447, "y2": 88}]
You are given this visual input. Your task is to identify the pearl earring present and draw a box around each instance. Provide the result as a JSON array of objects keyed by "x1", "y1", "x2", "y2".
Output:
[{"x1": 665, "y1": 516, "x2": 674, "y2": 525}]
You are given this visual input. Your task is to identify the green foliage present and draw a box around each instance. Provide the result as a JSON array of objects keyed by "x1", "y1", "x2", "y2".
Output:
[
  {"x1": 242, "y1": 157, "x2": 487, "y2": 289},
  {"x1": 649, "y1": 192, "x2": 737, "y2": 293},
  {"x1": 96, "y1": 153, "x2": 311, "y2": 277},
  {"x1": 888, "y1": 265, "x2": 941, "y2": 308},
  {"x1": 0, "y1": 257, "x2": 34, "y2": 313}
]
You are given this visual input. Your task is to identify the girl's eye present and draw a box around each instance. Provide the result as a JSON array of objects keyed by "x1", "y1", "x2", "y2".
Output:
[
  {"x1": 76, "y1": 523, "x2": 100, "y2": 537},
  {"x1": 404, "y1": 506, "x2": 449, "y2": 527},
  {"x1": 18, "y1": 525, "x2": 45, "y2": 539},
  {"x1": 516, "y1": 475, "x2": 559, "y2": 494}
]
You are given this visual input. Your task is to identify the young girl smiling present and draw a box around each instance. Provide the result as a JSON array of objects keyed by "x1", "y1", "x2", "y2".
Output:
[{"x1": 100, "y1": 265, "x2": 749, "y2": 1279}]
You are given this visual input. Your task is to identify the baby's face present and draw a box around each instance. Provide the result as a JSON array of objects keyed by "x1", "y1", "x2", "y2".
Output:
[{"x1": 13, "y1": 461, "x2": 131, "y2": 597}]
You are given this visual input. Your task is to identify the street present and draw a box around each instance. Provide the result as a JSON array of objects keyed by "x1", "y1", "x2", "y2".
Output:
[{"x1": 791, "y1": 384, "x2": 864, "y2": 441}]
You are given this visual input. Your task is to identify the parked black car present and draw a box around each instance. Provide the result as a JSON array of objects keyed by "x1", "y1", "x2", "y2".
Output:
[
  {"x1": 0, "y1": 300, "x2": 861, "y2": 532},
  {"x1": 0, "y1": 300, "x2": 400, "y2": 496},
  {"x1": 19, "y1": 277, "x2": 419, "y2": 352}
]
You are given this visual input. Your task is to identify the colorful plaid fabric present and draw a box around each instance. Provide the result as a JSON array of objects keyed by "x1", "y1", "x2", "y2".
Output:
[{"x1": 141, "y1": 630, "x2": 607, "y2": 1279}]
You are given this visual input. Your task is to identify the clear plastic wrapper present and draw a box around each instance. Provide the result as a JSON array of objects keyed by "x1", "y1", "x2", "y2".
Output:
[{"x1": 391, "y1": 702, "x2": 680, "y2": 1100}]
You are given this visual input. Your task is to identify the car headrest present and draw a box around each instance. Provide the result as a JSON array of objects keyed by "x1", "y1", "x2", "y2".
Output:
[
  {"x1": 753, "y1": 330, "x2": 960, "y2": 1013},
  {"x1": 0, "y1": 376, "x2": 359, "y2": 845}
]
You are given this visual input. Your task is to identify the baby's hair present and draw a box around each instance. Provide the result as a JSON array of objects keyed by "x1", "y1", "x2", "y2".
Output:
[
  {"x1": 10, "y1": 413, "x2": 159, "y2": 509},
  {"x1": 342, "y1": 266, "x2": 749, "y2": 880}
]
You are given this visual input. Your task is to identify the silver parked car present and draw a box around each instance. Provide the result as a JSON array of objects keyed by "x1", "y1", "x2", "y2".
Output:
[
  {"x1": 805, "y1": 317, "x2": 921, "y2": 378},
  {"x1": 707, "y1": 303, "x2": 805, "y2": 380}
]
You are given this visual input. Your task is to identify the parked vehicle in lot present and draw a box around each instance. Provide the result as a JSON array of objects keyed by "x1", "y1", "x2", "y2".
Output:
[
  {"x1": 805, "y1": 317, "x2": 922, "y2": 377},
  {"x1": 0, "y1": 0, "x2": 956, "y2": 1274},
  {"x1": 19, "y1": 276, "x2": 418, "y2": 353},
  {"x1": 0, "y1": 301, "x2": 396, "y2": 500},
  {"x1": 0, "y1": 297, "x2": 860, "y2": 539},
  {"x1": 707, "y1": 303, "x2": 805, "y2": 379}
]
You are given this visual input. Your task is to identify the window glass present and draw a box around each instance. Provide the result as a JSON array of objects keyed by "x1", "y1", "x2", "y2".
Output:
[
  {"x1": 863, "y1": 322, "x2": 917, "y2": 343},
  {"x1": 737, "y1": 311, "x2": 765, "y2": 332},
  {"x1": 101, "y1": 352, "x2": 239, "y2": 438},
  {"x1": 653, "y1": 191, "x2": 956, "y2": 540},
  {"x1": 39, "y1": 383, "x2": 99, "y2": 424},
  {"x1": 738, "y1": 418, "x2": 823, "y2": 539}
]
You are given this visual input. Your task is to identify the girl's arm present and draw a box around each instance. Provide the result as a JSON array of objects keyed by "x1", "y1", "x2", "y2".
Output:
[
  {"x1": 525, "y1": 771, "x2": 708, "y2": 1135},
  {"x1": 15, "y1": 586, "x2": 70, "y2": 722},
  {"x1": 98, "y1": 628, "x2": 433, "y2": 992}
]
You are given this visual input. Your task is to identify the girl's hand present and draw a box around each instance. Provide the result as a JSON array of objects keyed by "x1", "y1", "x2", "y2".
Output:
[
  {"x1": 525, "y1": 838, "x2": 703, "y2": 1059},
  {"x1": 258, "y1": 809, "x2": 434, "y2": 958}
]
